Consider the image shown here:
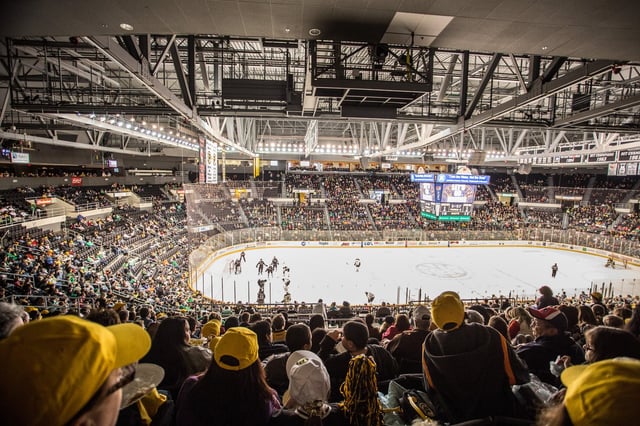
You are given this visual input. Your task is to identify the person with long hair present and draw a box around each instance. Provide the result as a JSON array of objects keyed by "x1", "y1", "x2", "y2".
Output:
[
  {"x1": 536, "y1": 285, "x2": 559, "y2": 308},
  {"x1": 140, "y1": 316, "x2": 211, "y2": 398},
  {"x1": 576, "y1": 326, "x2": 640, "y2": 364},
  {"x1": 381, "y1": 313, "x2": 411, "y2": 342},
  {"x1": 176, "y1": 327, "x2": 280, "y2": 426},
  {"x1": 507, "y1": 306, "x2": 533, "y2": 341}
]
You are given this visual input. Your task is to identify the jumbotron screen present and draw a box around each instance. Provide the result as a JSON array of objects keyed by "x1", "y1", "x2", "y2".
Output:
[{"x1": 411, "y1": 173, "x2": 490, "y2": 221}]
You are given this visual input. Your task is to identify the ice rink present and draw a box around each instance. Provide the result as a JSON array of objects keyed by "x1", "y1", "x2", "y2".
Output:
[{"x1": 200, "y1": 246, "x2": 639, "y2": 304}]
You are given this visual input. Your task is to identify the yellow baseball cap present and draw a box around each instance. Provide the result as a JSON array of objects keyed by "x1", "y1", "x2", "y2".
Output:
[
  {"x1": 0, "y1": 315, "x2": 151, "y2": 426},
  {"x1": 431, "y1": 291, "x2": 465, "y2": 331},
  {"x1": 214, "y1": 327, "x2": 259, "y2": 371},
  {"x1": 561, "y1": 358, "x2": 640, "y2": 426},
  {"x1": 201, "y1": 319, "x2": 222, "y2": 339}
]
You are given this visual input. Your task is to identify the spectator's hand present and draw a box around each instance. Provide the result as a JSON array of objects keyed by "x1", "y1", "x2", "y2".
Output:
[
  {"x1": 327, "y1": 328, "x2": 342, "y2": 342},
  {"x1": 559, "y1": 355, "x2": 573, "y2": 369}
]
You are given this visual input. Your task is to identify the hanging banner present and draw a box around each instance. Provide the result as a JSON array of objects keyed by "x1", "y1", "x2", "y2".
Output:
[
  {"x1": 198, "y1": 136, "x2": 206, "y2": 184},
  {"x1": 205, "y1": 140, "x2": 218, "y2": 184}
]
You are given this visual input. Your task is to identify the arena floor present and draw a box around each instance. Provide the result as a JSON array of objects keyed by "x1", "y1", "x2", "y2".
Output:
[{"x1": 201, "y1": 246, "x2": 639, "y2": 305}]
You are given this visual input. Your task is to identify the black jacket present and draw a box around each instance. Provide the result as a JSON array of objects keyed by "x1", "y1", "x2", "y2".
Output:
[
  {"x1": 516, "y1": 333, "x2": 585, "y2": 387},
  {"x1": 423, "y1": 323, "x2": 529, "y2": 423},
  {"x1": 263, "y1": 352, "x2": 290, "y2": 396}
]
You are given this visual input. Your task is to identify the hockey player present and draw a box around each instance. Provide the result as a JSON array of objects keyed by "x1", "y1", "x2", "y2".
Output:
[
  {"x1": 256, "y1": 258, "x2": 267, "y2": 275},
  {"x1": 354, "y1": 258, "x2": 361, "y2": 272},
  {"x1": 365, "y1": 291, "x2": 375, "y2": 303},
  {"x1": 271, "y1": 256, "x2": 279, "y2": 272}
]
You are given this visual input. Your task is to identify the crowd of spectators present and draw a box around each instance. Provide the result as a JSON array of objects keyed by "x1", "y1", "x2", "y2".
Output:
[{"x1": 0, "y1": 173, "x2": 639, "y2": 424}]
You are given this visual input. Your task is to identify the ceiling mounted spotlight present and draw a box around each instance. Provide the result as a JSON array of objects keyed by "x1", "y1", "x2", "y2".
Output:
[
  {"x1": 120, "y1": 23, "x2": 134, "y2": 31},
  {"x1": 308, "y1": 28, "x2": 321, "y2": 37}
]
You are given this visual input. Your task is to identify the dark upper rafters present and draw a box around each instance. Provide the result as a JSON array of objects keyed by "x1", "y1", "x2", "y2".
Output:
[{"x1": 1, "y1": 35, "x2": 640, "y2": 163}]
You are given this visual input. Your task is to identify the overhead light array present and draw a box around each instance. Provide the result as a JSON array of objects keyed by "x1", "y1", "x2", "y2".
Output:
[
  {"x1": 84, "y1": 113, "x2": 200, "y2": 150},
  {"x1": 255, "y1": 141, "x2": 422, "y2": 157}
]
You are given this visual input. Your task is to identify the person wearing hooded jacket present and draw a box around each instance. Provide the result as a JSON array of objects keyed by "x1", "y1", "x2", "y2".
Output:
[{"x1": 422, "y1": 292, "x2": 529, "y2": 424}]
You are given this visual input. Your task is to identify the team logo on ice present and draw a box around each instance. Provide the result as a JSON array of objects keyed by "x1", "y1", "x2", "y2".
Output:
[{"x1": 415, "y1": 262, "x2": 467, "y2": 278}]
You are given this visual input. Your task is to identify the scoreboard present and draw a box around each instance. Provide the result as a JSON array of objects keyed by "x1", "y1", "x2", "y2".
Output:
[{"x1": 411, "y1": 173, "x2": 490, "y2": 221}]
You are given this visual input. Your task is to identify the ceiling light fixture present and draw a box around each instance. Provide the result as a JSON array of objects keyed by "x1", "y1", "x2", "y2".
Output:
[
  {"x1": 309, "y1": 28, "x2": 321, "y2": 37},
  {"x1": 120, "y1": 23, "x2": 134, "y2": 31}
]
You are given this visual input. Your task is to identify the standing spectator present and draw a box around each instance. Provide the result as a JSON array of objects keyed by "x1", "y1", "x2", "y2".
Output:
[
  {"x1": 176, "y1": 327, "x2": 280, "y2": 426},
  {"x1": 0, "y1": 315, "x2": 151, "y2": 426},
  {"x1": 422, "y1": 291, "x2": 529, "y2": 423},
  {"x1": 312, "y1": 298, "x2": 327, "y2": 320},
  {"x1": 536, "y1": 285, "x2": 560, "y2": 308}
]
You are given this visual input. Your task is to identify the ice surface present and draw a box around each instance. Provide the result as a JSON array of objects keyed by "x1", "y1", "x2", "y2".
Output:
[{"x1": 199, "y1": 246, "x2": 639, "y2": 304}]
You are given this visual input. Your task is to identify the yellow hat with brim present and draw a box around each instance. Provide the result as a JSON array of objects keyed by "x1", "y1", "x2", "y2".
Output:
[
  {"x1": 432, "y1": 291, "x2": 465, "y2": 331},
  {"x1": 0, "y1": 315, "x2": 151, "y2": 426},
  {"x1": 214, "y1": 327, "x2": 258, "y2": 371},
  {"x1": 562, "y1": 358, "x2": 640, "y2": 426},
  {"x1": 201, "y1": 319, "x2": 221, "y2": 338}
]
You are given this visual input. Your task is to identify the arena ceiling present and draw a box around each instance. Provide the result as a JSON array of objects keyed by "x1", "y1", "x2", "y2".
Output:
[{"x1": 1, "y1": 0, "x2": 640, "y2": 168}]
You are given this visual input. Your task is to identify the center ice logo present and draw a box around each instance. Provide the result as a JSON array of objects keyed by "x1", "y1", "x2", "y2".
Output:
[{"x1": 415, "y1": 262, "x2": 467, "y2": 278}]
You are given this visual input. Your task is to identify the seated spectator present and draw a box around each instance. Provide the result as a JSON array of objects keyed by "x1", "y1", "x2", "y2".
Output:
[
  {"x1": 270, "y1": 350, "x2": 348, "y2": 426},
  {"x1": 176, "y1": 327, "x2": 281, "y2": 425},
  {"x1": 580, "y1": 326, "x2": 640, "y2": 364},
  {"x1": 365, "y1": 313, "x2": 381, "y2": 342},
  {"x1": 308, "y1": 314, "x2": 325, "y2": 332},
  {"x1": 602, "y1": 314, "x2": 624, "y2": 329},
  {"x1": 0, "y1": 302, "x2": 26, "y2": 339},
  {"x1": 422, "y1": 291, "x2": 529, "y2": 423},
  {"x1": 381, "y1": 313, "x2": 410, "y2": 341},
  {"x1": 537, "y1": 358, "x2": 640, "y2": 426},
  {"x1": 379, "y1": 315, "x2": 395, "y2": 336},
  {"x1": 0, "y1": 315, "x2": 151, "y2": 426},
  {"x1": 337, "y1": 354, "x2": 383, "y2": 426},
  {"x1": 318, "y1": 320, "x2": 398, "y2": 402},
  {"x1": 253, "y1": 320, "x2": 289, "y2": 361},
  {"x1": 516, "y1": 306, "x2": 584, "y2": 387},
  {"x1": 507, "y1": 306, "x2": 534, "y2": 340},
  {"x1": 375, "y1": 302, "x2": 391, "y2": 318},
  {"x1": 338, "y1": 301, "x2": 353, "y2": 319},
  {"x1": 310, "y1": 327, "x2": 327, "y2": 353},
  {"x1": 264, "y1": 323, "x2": 312, "y2": 396},
  {"x1": 201, "y1": 318, "x2": 222, "y2": 351},
  {"x1": 488, "y1": 315, "x2": 509, "y2": 340},
  {"x1": 271, "y1": 314, "x2": 287, "y2": 344},
  {"x1": 140, "y1": 316, "x2": 211, "y2": 399},
  {"x1": 386, "y1": 305, "x2": 431, "y2": 374}
]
